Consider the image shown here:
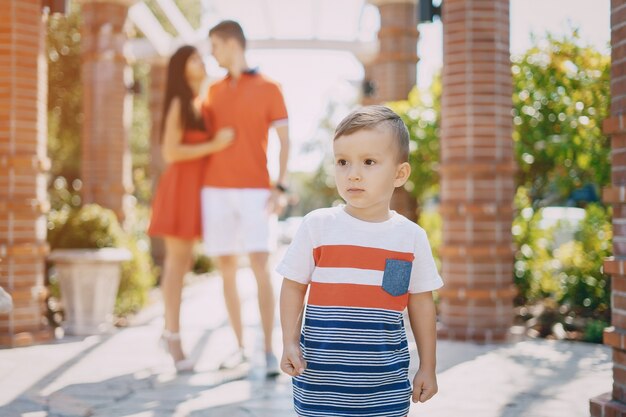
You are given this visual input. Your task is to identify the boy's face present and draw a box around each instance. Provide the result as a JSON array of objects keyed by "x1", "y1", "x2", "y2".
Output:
[{"x1": 333, "y1": 127, "x2": 410, "y2": 218}]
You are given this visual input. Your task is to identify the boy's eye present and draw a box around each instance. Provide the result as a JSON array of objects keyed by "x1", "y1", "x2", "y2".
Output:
[
  {"x1": 337, "y1": 159, "x2": 347, "y2": 166},
  {"x1": 364, "y1": 159, "x2": 375, "y2": 166}
]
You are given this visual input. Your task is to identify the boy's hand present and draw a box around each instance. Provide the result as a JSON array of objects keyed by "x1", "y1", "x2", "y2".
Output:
[
  {"x1": 412, "y1": 368, "x2": 438, "y2": 403},
  {"x1": 281, "y1": 343, "x2": 306, "y2": 377}
]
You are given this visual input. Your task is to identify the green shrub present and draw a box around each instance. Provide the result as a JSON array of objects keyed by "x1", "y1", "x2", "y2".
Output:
[
  {"x1": 418, "y1": 209, "x2": 442, "y2": 271},
  {"x1": 512, "y1": 190, "x2": 611, "y2": 322},
  {"x1": 192, "y1": 253, "x2": 214, "y2": 275},
  {"x1": 583, "y1": 319, "x2": 609, "y2": 343},
  {"x1": 556, "y1": 203, "x2": 611, "y2": 319},
  {"x1": 47, "y1": 204, "x2": 155, "y2": 317}
]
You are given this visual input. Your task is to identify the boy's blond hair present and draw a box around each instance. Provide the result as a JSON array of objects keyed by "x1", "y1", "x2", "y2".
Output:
[{"x1": 333, "y1": 105, "x2": 410, "y2": 162}]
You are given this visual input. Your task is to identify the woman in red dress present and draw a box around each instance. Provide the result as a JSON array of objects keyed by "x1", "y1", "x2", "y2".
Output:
[{"x1": 148, "y1": 45, "x2": 233, "y2": 372}]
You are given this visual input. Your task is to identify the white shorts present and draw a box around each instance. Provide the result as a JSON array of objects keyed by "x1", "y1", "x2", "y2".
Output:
[{"x1": 201, "y1": 187, "x2": 277, "y2": 256}]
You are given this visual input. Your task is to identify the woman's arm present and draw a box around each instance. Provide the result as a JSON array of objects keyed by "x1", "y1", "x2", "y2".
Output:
[{"x1": 161, "y1": 97, "x2": 234, "y2": 164}]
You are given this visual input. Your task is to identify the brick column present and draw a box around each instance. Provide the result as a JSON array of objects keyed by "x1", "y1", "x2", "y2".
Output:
[
  {"x1": 438, "y1": 0, "x2": 516, "y2": 343},
  {"x1": 148, "y1": 59, "x2": 167, "y2": 269},
  {"x1": 79, "y1": 0, "x2": 136, "y2": 221},
  {"x1": 590, "y1": 1, "x2": 626, "y2": 415},
  {"x1": 0, "y1": 1, "x2": 53, "y2": 347},
  {"x1": 366, "y1": 0, "x2": 419, "y2": 221}
]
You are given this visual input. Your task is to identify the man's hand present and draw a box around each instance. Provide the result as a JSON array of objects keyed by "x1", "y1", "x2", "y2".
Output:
[
  {"x1": 281, "y1": 343, "x2": 306, "y2": 377},
  {"x1": 266, "y1": 188, "x2": 288, "y2": 216},
  {"x1": 412, "y1": 368, "x2": 438, "y2": 403}
]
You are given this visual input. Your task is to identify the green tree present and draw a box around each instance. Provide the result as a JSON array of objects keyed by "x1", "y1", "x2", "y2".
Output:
[
  {"x1": 512, "y1": 32, "x2": 611, "y2": 206},
  {"x1": 47, "y1": 6, "x2": 82, "y2": 182},
  {"x1": 388, "y1": 75, "x2": 441, "y2": 207}
]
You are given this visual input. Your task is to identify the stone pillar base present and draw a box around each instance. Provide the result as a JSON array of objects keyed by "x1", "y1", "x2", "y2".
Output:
[
  {"x1": 0, "y1": 330, "x2": 53, "y2": 348},
  {"x1": 591, "y1": 392, "x2": 626, "y2": 417},
  {"x1": 437, "y1": 326, "x2": 510, "y2": 343}
]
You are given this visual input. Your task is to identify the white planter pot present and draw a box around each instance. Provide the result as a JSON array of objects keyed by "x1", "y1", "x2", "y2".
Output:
[{"x1": 48, "y1": 248, "x2": 131, "y2": 336}]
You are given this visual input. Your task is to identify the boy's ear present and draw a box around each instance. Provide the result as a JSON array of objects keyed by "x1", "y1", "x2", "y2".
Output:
[{"x1": 394, "y1": 162, "x2": 411, "y2": 188}]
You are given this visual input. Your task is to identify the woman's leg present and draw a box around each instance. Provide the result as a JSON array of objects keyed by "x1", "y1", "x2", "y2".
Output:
[{"x1": 161, "y1": 236, "x2": 194, "y2": 362}]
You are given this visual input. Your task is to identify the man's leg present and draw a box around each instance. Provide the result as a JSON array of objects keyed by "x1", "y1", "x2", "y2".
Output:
[
  {"x1": 217, "y1": 254, "x2": 244, "y2": 350},
  {"x1": 248, "y1": 251, "x2": 275, "y2": 354}
]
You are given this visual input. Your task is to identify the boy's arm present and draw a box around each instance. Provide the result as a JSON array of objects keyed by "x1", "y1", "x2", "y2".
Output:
[
  {"x1": 280, "y1": 277, "x2": 308, "y2": 376},
  {"x1": 407, "y1": 291, "x2": 439, "y2": 403}
]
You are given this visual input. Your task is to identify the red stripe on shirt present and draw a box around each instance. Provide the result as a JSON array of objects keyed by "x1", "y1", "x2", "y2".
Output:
[
  {"x1": 312, "y1": 245, "x2": 414, "y2": 271},
  {"x1": 308, "y1": 282, "x2": 408, "y2": 312}
]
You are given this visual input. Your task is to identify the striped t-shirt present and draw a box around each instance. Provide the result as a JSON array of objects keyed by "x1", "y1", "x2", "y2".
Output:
[{"x1": 276, "y1": 206, "x2": 443, "y2": 417}]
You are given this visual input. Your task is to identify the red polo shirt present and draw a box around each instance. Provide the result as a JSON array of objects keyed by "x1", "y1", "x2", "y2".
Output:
[{"x1": 202, "y1": 71, "x2": 288, "y2": 188}]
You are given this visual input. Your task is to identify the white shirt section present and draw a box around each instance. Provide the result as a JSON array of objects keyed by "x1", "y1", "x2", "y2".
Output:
[
  {"x1": 311, "y1": 267, "x2": 383, "y2": 286},
  {"x1": 276, "y1": 206, "x2": 443, "y2": 293}
]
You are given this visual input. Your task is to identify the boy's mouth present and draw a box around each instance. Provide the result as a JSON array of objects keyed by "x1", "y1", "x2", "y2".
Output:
[{"x1": 347, "y1": 187, "x2": 365, "y2": 193}]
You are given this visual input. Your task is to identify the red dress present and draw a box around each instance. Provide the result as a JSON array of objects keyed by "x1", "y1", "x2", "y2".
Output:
[{"x1": 148, "y1": 130, "x2": 210, "y2": 240}]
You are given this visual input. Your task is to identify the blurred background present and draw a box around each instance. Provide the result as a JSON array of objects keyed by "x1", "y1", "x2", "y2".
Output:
[{"x1": 0, "y1": 0, "x2": 621, "y2": 416}]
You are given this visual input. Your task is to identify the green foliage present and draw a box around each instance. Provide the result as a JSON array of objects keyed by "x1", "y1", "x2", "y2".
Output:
[
  {"x1": 583, "y1": 319, "x2": 609, "y2": 343},
  {"x1": 48, "y1": 204, "x2": 122, "y2": 249},
  {"x1": 47, "y1": 6, "x2": 82, "y2": 181},
  {"x1": 512, "y1": 187, "x2": 553, "y2": 304},
  {"x1": 192, "y1": 253, "x2": 214, "y2": 275},
  {"x1": 556, "y1": 203, "x2": 611, "y2": 317},
  {"x1": 47, "y1": 204, "x2": 156, "y2": 316},
  {"x1": 388, "y1": 75, "x2": 441, "y2": 205},
  {"x1": 513, "y1": 188, "x2": 611, "y2": 321},
  {"x1": 130, "y1": 61, "x2": 153, "y2": 206},
  {"x1": 511, "y1": 32, "x2": 611, "y2": 206},
  {"x1": 288, "y1": 168, "x2": 340, "y2": 218},
  {"x1": 141, "y1": 0, "x2": 202, "y2": 36},
  {"x1": 117, "y1": 234, "x2": 155, "y2": 316},
  {"x1": 418, "y1": 210, "x2": 442, "y2": 271}
]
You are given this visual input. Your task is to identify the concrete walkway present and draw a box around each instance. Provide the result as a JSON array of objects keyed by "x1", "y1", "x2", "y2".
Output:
[{"x1": 0, "y1": 264, "x2": 612, "y2": 417}]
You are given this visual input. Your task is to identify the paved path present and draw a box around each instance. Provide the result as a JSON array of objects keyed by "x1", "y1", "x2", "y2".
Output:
[{"x1": 0, "y1": 263, "x2": 612, "y2": 417}]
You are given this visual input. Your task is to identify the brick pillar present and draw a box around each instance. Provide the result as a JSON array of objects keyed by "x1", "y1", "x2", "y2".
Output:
[
  {"x1": 79, "y1": 0, "x2": 136, "y2": 221},
  {"x1": 438, "y1": 0, "x2": 516, "y2": 343},
  {"x1": 148, "y1": 59, "x2": 167, "y2": 270},
  {"x1": 590, "y1": 1, "x2": 626, "y2": 415},
  {"x1": 366, "y1": 0, "x2": 419, "y2": 221},
  {"x1": 0, "y1": 1, "x2": 53, "y2": 347}
]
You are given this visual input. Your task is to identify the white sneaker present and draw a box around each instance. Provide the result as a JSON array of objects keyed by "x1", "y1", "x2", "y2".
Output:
[{"x1": 265, "y1": 352, "x2": 280, "y2": 378}]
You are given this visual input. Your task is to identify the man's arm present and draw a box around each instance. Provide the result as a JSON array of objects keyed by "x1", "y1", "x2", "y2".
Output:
[
  {"x1": 267, "y1": 123, "x2": 290, "y2": 215},
  {"x1": 274, "y1": 123, "x2": 290, "y2": 188}
]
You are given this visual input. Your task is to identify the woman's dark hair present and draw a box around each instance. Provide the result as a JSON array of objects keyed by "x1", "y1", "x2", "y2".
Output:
[{"x1": 161, "y1": 45, "x2": 205, "y2": 138}]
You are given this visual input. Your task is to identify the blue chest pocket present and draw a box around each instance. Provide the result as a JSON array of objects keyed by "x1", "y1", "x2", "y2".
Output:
[{"x1": 382, "y1": 259, "x2": 412, "y2": 296}]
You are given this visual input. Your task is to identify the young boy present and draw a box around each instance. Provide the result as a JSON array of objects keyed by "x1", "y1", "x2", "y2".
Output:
[{"x1": 277, "y1": 105, "x2": 443, "y2": 417}]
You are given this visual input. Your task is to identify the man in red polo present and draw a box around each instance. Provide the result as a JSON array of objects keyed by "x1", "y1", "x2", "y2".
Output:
[{"x1": 201, "y1": 20, "x2": 289, "y2": 376}]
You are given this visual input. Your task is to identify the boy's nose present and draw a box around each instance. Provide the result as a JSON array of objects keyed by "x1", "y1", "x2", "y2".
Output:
[{"x1": 348, "y1": 169, "x2": 361, "y2": 181}]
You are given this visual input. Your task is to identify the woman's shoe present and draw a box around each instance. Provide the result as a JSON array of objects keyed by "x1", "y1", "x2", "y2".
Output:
[
  {"x1": 160, "y1": 330, "x2": 195, "y2": 373},
  {"x1": 218, "y1": 348, "x2": 248, "y2": 370}
]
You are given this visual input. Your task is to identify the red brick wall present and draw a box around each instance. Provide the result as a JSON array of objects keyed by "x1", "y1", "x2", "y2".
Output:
[
  {"x1": 0, "y1": 1, "x2": 52, "y2": 347},
  {"x1": 438, "y1": 0, "x2": 515, "y2": 342},
  {"x1": 80, "y1": 1, "x2": 133, "y2": 221},
  {"x1": 591, "y1": 0, "x2": 626, "y2": 415}
]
